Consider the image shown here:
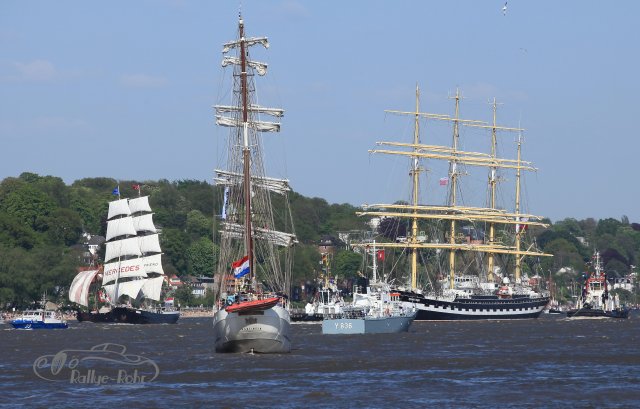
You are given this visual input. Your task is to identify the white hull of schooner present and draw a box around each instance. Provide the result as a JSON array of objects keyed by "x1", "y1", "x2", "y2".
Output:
[{"x1": 213, "y1": 305, "x2": 291, "y2": 353}]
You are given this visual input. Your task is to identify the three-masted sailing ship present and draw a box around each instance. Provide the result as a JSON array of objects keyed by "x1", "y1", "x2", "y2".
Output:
[
  {"x1": 212, "y1": 15, "x2": 297, "y2": 353},
  {"x1": 69, "y1": 187, "x2": 179, "y2": 324},
  {"x1": 354, "y1": 86, "x2": 551, "y2": 320}
]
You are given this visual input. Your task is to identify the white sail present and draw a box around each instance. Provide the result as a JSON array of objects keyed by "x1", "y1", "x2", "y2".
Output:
[
  {"x1": 129, "y1": 196, "x2": 152, "y2": 214},
  {"x1": 139, "y1": 234, "x2": 162, "y2": 255},
  {"x1": 140, "y1": 276, "x2": 164, "y2": 301},
  {"x1": 103, "y1": 258, "x2": 148, "y2": 285},
  {"x1": 105, "y1": 216, "x2": 137, "y2": 241},
  {"x1": 215, "y1": 115, "x2": 281, "y2": 132},
  {"x1": 68, "y1": 269, "x2": 100, "y2": 307},
  {"x1": 215, "y1": 104, "x2": 284, "y2": 118},
  {"x1": 222, "y1": 56, "x2": 268, "y2": 75},
  {"x1": 108, "y1": 198, "x2": 131, "y2": 220},
  {"x1": 221, "y1": 222, "x2": 298, "y2": 247},
  {"x1": 105, "y1": 237, "x2": 143, "y2": 263},
  {"x1": 222, "y1": 36, "x2": 269, "y2": 53},
  {"x1": 214, "y1": 169, "x2": 291, "y2": 194},
  {"x1": 103, "y1": 279, "x2": 145, "y2": 302},
  {"x1": 132, "y1": 214, "x2": 157, "y2": 233},
  {"x1": 141, "y1": 254, "x2": 164, "y2": 275}
]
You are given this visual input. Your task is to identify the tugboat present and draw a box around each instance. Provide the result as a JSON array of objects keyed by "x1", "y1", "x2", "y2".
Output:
[{"x1": 567, "y1": 252, "x2": 629, "y2": 319}]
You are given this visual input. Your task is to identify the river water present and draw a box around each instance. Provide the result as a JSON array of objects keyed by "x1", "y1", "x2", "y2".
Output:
[{"x1": 1, "y1": 313, "x2": 639, "y2": 408}]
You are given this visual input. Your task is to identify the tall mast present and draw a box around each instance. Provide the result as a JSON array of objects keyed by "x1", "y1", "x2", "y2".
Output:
[
  {"x1": 447, "y1": 89, "x2": 461, "y2": 289},
  {"x1": 487, "y1": 98, "x2": 500, "y2": 282},
  {"x1": 409, "y1": 85, "x2": 421, "y2": 290},
  {"x1": 239, "y1": 16, "x2": 254, "y2": 287},
  {"x1": 514, "y1": 132, "x2": 523, "y2": 282},
  {"x1": 372, "y1": 241, "x2": 378, "y2": 284},
  {"x1": 114, "y1": 182, "x2": 121, "y2": 304},
  {"x1": 356, "y1": 93, "x2": 550, "y2": 272}
]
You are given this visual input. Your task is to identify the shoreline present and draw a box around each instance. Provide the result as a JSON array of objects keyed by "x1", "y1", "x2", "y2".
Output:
[
  {"x1": 179, "y1": 310, "x2": 213, "y2": 318},
  {"x1": 2, "y1": 308, "x2": 215, "y2": 323}
]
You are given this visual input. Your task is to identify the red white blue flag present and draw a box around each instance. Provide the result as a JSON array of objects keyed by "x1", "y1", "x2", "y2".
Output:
[{"x1": 232, "y1": 255, "x2": 250, "y2": 279}]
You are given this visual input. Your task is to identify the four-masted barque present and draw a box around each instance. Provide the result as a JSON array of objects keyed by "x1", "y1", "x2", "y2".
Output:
[
  {"x1": 353, "y1": 86, "x2": 552, "y2": 320},
  {"x1": 212, "y1": 15, "x2": 297, "y2": 353}
]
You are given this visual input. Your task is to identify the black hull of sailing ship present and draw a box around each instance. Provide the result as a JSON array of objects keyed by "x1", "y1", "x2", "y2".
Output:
[
  {"x1": 398, "y1": 291, "x2": 549, "y2": 320},
  {"x1": 76, "y1": 307, "x2": 180, "y2": 324},
  {"x1": 566, "y1": 307, "x2": 629, "y2": 319}
]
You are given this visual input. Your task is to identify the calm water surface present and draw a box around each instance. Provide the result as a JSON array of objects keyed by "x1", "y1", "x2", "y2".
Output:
[{"x1": 1, "y1": 313, "x2": 639, "y2": 408}]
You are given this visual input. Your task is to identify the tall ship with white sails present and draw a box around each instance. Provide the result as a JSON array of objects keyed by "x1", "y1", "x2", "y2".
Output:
[
  {"x1": 212, "y1": 15, "x2": 297, "y2": 353},
  {"x1": 353, "y1": 86, "x2": 551, "y2": 320},
  {"x1": 69, "y1": 187, "x2": 179, "y2": 324}
]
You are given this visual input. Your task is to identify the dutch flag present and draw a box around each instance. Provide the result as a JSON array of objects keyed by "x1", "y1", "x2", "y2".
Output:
[{"x1": 232, "y1": 256, "x2": 250, "y2": 279}]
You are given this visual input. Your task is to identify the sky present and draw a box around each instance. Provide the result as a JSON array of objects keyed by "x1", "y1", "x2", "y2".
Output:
[{"x1": 1, "y1": 1, "x2": 639, "y2": 223}]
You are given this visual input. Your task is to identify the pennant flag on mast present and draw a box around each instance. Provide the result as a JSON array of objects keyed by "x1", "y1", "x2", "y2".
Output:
[
  {"x1": 232, "y1": 255, "x2": 250, "y2": 279},
  {"x1": 112, "y1": 186, "x2": 120, "y2": 196},
  {"x1": 377, "y1": 249, "x2": 385, "y2": 261}
]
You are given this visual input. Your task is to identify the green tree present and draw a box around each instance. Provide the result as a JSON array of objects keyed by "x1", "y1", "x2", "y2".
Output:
[
  {"x1": 187, "y1": 237, "x2": 217, "y2": 277},
  {"x1": 596, "y1": 218, "x2": 622, "y2": 237},
  {"x1": 333, "y1": 250, "x2": 363, "y2": 279},
  {"x1": 24, "y1": 173, "x2": 70, "y2": 208},
  {"x1": 292, "y1": 244, "x2": 321, "y2": 283},
  {"x1": 176, "y1": 180, "x2": 215, "y2": 215},
  {"x1": 41, "y1": 208, "x2": 84, "y2": 246},
  {"x1": 152, "y1": 180, "x2": 187, "y2": 228},
  {"x1": 553, "y1": 218, "x2": 583, "y2": 237},
  {"x1": 186, "y1": 210, "x2": 211, "y2": 239},
  {"x1": 0, "y1": 212, "x2": 39, "y2": 249},
  {"x1": 174, "y1": 285, "x2": 195, "y2": 307},
  {"x1": 541, "y1": 238, "x2": 583, "y2": 272},
  {"x1": 161, "y1": 228, "x2": 190, "y2": 274},
  {"x1": 0, "y1": 183, "x2": 55, "y2": 230}
]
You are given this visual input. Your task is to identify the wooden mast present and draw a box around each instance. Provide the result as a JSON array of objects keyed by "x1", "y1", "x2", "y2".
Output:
[
  {"x1": 514, "y1": 132, "x2": 523, "y2": 283},
  {"x1": 355, "y1": 91, "x2": 551, "y2": 289},
  {"x1": 239, "y1": 15, "x2": 254, "y2": 289},
  {"x1": 447, "y1": 89, "x2": 461, "y2": 290},
  {"x1": 410, "y1": 85, "x2": 421, "y2": 290},
  {"x1": 487, "y1": 98, "x2": 499, "y2": 282}
]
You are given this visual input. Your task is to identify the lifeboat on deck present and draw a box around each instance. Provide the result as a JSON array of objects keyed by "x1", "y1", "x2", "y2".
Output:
[{"x1": 225, "y1": 297, "x2": 281, "y2": 314}]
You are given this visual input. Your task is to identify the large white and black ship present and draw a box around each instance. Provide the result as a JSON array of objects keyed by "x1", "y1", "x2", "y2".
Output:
[
  {"x1": 352, "y1": 87, "x2": 552, "y2": 320},
  {"x1": 396, "y1": 290, "x2": 549, "y2": 321}
]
